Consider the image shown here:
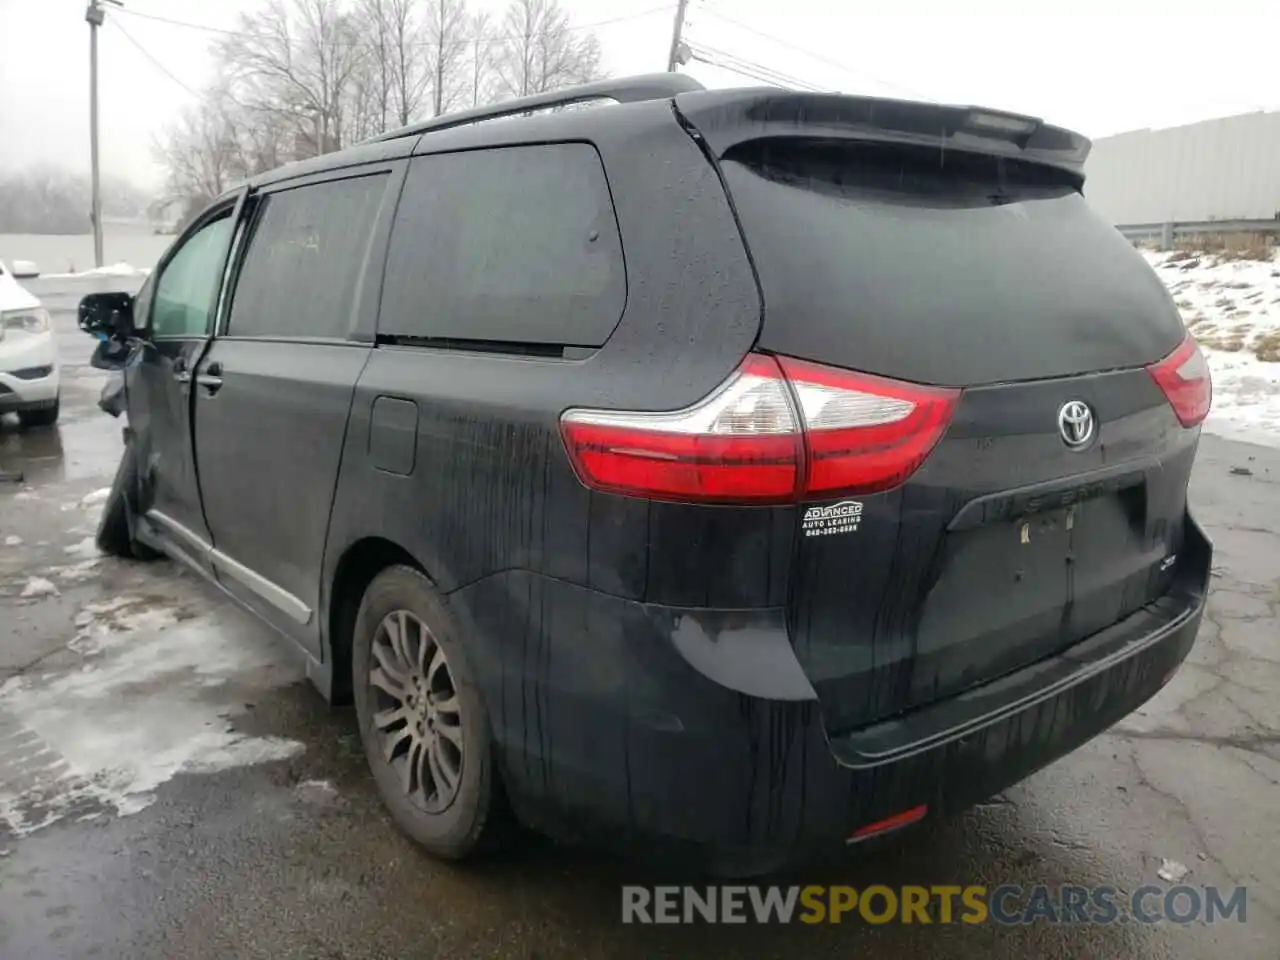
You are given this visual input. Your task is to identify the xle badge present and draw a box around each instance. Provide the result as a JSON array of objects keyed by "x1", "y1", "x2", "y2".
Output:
[{"x1": 802, "y1": 500, "x2": 863, "y2": 538}]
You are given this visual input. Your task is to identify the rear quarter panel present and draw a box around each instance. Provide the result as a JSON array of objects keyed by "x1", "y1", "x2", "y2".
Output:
[{"x1": 321, "y1": 101, "x2": 770, "y2": 649}]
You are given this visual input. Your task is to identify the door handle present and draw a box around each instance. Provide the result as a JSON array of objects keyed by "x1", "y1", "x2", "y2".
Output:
[{"x1": 196, "y1": 361, "x2": 223, "y2": 394}]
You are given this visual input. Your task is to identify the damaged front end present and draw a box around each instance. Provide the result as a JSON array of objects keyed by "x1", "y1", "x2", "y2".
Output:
[{"x1": 92, "y1": 339, "x2": 136, "y2": 419}]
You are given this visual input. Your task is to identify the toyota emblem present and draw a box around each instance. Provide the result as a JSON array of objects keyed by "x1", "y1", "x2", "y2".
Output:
[{"x1": 1058, "y1": 400, "x2": 1095, "y2": 448}]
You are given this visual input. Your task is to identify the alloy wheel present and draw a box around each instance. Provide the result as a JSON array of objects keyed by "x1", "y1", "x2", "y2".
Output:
[{"x1": 368, "y1": 609, "x2": 464, "y2": 813}]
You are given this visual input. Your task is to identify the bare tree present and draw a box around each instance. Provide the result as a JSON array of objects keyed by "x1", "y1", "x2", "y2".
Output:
[
  {"x1": 343, "y1": 59, "x2": 383, "y2": 144},
  {"x1": 156, "y1": 0, "x2": 613, "y2": 206},
  {"x1": 423, "y1": 0, "x2": 469, "y2": 116},
  {"x1": 354, "y1": 0, "x2": 394, "y2": 133},
  {"x1": 385, "y1": 0, "x2": 430, "y2": 126},
  {"x1": 153, "y1": 78, "x2": 304, "y2": 223},
  {"x1": 466, "y1": 10, "x2": 493, "y2": 107},
  {"x1": 232, "y1": 98, "x2": 294, "y2": 173},
  {"x1": 216, "y1": 0, "x2": 363, "y2": 157},
  {"x1": 153, "y1": 98, "x2": 245, "y2": 218},
  {"x1": 491, "y1": 0, "x2": 603, "y2": 99}
]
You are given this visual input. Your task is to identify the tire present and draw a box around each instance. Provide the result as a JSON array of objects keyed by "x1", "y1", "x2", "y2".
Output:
[
  {"x1": 352, "y1": 565, "x2": 501, "y2": 860},
  {"x1": 96, "y1": 444, "x2": 161, "y2": 561},
  {"x1": 18, "y1": 398, "x2": 59, "y2": 429}
]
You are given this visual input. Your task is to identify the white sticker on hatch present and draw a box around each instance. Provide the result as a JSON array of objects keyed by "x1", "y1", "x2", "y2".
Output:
[{"x1": 802, "y1": 500, "x2": 863, "y2": 538}]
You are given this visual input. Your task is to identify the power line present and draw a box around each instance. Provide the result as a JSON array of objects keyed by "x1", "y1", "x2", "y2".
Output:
[
  {"x1": 687, "y1": 50, "x2": 813, "y2": 92},
  {"x1": 113, "y1": 6, "x2": 246, "y2": 37},
  {"x1": 694, "y1": 2, "x2": 933, "y2": 101},
  {"x1": 686, "y1": 42, "x2": 824, "y2": 92},
  {"x1": 114, "y1": 3, "x2": 675, "y2": 48},
  {"x1": 110, "y1": 18, "x2": 201, "y2": 97},
  {"x1": 560, "y1": 3, "x2": 677, "y2": 33},
  {"x1": 699, "y1": 44, "x2": 825, "y2": 91}
]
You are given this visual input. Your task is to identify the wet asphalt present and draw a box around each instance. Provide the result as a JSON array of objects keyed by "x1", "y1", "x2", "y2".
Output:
[{"x1": 1, "y1": 278, "x2": 1278, "y2": 959}]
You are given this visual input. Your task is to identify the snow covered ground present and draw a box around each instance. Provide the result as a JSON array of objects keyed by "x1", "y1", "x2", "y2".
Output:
[
  {"x1": 1143, "y1": 248, "x2": 1280, "y2": 448},
  {"x1": 43, "y1": 261, "x2": 152, "y2": 279},
  {"x1": 0, "y1": 592, "x2": 306, "y2": 836}
]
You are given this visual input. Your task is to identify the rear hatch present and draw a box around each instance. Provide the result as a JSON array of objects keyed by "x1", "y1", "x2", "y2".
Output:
[{"x1": 679, "y1": 92, "x2": 1202, "y2": 734}]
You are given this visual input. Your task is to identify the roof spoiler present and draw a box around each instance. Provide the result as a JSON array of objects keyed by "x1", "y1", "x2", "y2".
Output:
[{"x1": 675, "y1": 89, "x2": 1092, "y2": 180}]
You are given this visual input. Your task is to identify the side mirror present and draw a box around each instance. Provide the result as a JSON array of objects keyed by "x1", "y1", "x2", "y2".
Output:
[
  {"x1": 11, "y1": 260, "x2": 40, "y2": 279},
  {"x1": 78, "y1": 291, "x2": 136, "y2": 340}
]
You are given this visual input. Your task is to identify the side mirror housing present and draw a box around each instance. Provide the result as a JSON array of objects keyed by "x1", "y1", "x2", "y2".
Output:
[
  {"x1": 90, "y1": 338, "x2": 133, "y2": 372},
  {"x1": 78, "y1": 292, "x2": 136, "y2": 340},
  {"x1": 11, "y1": 260, "x2": 40, "y2": 279}
]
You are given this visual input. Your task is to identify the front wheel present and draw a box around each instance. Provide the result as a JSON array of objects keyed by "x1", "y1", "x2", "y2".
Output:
[{"x1": 352, "y1": 565, "x2": 503, "y2": 860}]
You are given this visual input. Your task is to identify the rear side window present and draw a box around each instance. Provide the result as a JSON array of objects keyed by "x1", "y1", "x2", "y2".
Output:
[
  {"x1": 379, "y1": 144, "x2": 625, "y2": 347},
  {"x1": 723, "y1": 138, "x2": 1183, "y2": 386},
  {"x1": 227, "y1": 174, "x2": 387, "y2": 339}
]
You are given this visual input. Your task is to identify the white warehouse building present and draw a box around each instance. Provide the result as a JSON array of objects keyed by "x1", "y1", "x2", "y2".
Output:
[{"x1": 1082, "y1": 109, "x2": 1280, "y2": 227}]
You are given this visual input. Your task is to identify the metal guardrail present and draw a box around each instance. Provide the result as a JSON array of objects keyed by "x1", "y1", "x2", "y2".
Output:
[{"x1": 1116, "y1": 218, "x2": 1280, "y2": 245}]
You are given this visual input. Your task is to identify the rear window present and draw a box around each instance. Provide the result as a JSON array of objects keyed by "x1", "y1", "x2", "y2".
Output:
[
  {"x1": 723, "y1": 139, "x2": 1184, "y2": 386},
  {"x1": 378, "y1": 143, "x2": 626, "y2": 348}
]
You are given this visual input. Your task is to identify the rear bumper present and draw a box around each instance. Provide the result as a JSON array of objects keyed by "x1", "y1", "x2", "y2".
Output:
[
  {"x1": 827, "y1": 512, "x2": 1208, "y2": 825},
  {"x1": 449, "y1": 512, "x2": 1210, "y2": 872}
]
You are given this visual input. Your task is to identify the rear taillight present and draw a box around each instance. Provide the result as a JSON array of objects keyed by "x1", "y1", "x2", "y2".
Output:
[
  {"x1": 559, "y1": 355, "x2": 802, "y2": 504},
  {"x1": 559, "y1": 353, "x2": 959, "y2": 504},
  {"x1": 1147, "y1": 333, "x2": 1211, "y2": 428},
  {"x1": 776, "y1": 356, "x2": 960, "y2": 497}
]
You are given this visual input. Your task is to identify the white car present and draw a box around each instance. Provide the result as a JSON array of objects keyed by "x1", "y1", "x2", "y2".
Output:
[{"x1": 0, "y1": 260, "x2": 59, "y2": 428}]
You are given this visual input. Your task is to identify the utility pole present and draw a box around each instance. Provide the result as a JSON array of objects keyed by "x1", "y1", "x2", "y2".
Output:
[
  {"x1": 86, "y1": 0, "x2": 105, "y2": 269},
  {"x1": 85, "y1": 0, "x2": 122, "y2": 268},
  {"x1": 666, "y1": 0, "x2": 690, "y2": 72}
]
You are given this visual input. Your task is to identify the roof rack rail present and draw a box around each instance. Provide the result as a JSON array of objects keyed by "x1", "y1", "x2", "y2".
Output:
[{"x1": 368, "y1": 72, "x2": 706, "y2": 143}]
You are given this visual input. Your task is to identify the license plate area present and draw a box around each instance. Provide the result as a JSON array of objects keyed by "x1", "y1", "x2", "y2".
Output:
[
  {"x1": 912, "y1": 483, "x2": 1155, "y2": 707},
  {"x1": 947, "y1": 463, "x2": 1151, "y2": 534}
]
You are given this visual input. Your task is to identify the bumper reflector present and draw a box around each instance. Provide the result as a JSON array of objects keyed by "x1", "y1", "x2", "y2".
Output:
[{"x1": 847, "y1": 803, "x2": 928, "y2": 844}]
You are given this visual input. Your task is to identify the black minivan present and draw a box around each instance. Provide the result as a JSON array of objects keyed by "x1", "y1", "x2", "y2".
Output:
[{"x1": 80, "y1": 73, "x2": 1212, "y2": 874}]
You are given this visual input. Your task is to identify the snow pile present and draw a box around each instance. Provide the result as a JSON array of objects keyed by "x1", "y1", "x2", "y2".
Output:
[
  {"x1": 19, "y1": 577, "x2": 59, "y2": 599},
  {"x1": 1144, "y1": 249, "x2": 1280, "y2": 447},
  {"x1": 1158, "y1": 858, "x2": 1191, "y2": 883},
  {"x1": 45, "y1": 262, "x2": 152, "y2": 279},
  {"x1": 48, "y1": 559, "x2": 102, "y2": 584},
  {"x1": 63, "y1": 536, "x2": 99, "y2": 560},
  {"x1": 78, "y1": 488, "x2": 111, "y2": 509}
]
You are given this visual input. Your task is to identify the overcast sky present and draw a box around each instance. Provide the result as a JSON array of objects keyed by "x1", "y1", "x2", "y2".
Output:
[{"x1": 1, "y1": 0, "x2": 1277, "y2": 191}]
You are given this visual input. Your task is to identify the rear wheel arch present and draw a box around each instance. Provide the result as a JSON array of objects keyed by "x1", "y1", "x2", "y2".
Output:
[{"x1": 326, "y1": 536, "x2": 428, "y2": 704}]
